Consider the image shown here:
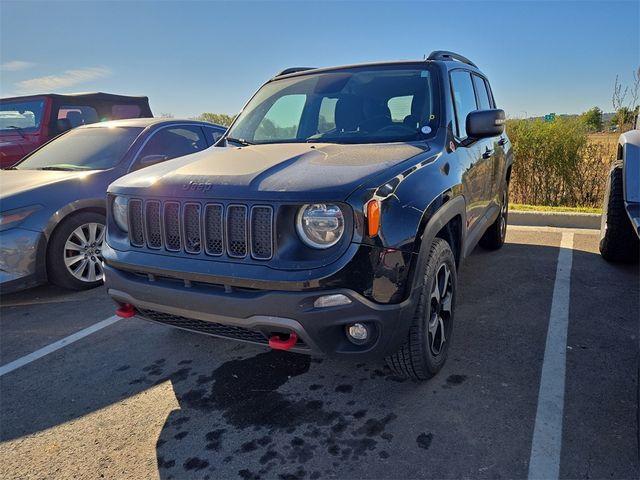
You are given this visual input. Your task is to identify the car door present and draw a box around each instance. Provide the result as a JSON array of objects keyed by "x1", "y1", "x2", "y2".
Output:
[
  {"x1": 130, "y1": 125, "x2": 208, "y2": 171},
  {"x1": 472, "y1": 74, "x2": 504, "y2": 211},
  {"x1": 450, "y1": 70, "x2": 487, "y2": 234}
]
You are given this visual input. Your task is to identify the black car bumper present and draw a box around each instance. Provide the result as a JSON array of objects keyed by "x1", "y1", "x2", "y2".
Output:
[{"x1": 104, "y1": 263, "x2": 415, "y2": 358}]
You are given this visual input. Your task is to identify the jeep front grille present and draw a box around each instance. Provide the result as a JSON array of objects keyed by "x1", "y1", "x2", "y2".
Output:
[{"x1": 127, "y1": 200, "x2": 273, "y2": 260}]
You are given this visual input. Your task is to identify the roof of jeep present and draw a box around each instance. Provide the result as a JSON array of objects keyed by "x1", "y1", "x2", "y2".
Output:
[
  {"x1": 271, "y1": 58, "x2": 483, "y2": 82},
  {"x1": 0, "y1": 92, "x2": 149, "y2": 103}
]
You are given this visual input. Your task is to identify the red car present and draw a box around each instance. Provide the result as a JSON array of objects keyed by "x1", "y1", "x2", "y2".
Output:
[{"x1": 0, "y1": 92, "x2": 153, "y2": 169}]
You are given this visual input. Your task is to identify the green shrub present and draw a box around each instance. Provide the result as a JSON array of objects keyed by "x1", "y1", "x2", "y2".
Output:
[{"x1": 507, "y1": 118, "x2": 616, "y2": 208}]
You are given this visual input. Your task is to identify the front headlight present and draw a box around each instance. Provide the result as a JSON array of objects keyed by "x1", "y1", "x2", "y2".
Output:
[
  {"x1": 112, "y1": 196, "x2": 128, "y2": 232},
  {"x1": 296, "y1": 204, "x2": 344, "y2": 249}
]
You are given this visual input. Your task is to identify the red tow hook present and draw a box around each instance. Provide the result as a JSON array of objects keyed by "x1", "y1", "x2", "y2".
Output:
[
  {"x1": 115, "y1": 303, "x2": 136, "y2": 318},
  {"x1": 269, "y1": 332, "x2": 298, "y2": 351}
]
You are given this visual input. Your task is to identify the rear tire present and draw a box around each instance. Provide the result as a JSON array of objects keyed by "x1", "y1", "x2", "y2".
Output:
[
  {"x1": 47, "y1": 212, "x2": 106, "y2": 290},
  {"x1": 599, "y1": 161, "x2": 639, "y2": 263},
  {"x1": 386, "y1": 238, "x2": 457, "y2": 381},
  {"x1": 479, "y1": 186, "x2": 508, "y2": 250}
]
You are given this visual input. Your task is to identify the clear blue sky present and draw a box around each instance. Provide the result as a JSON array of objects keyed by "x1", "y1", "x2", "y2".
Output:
[{"x1": 1, "y1": 0, "x2": 638, "y2": 118}]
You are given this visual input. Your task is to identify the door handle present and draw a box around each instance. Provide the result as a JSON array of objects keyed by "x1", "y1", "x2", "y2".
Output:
[
  {"x1": 498, "y1": 137, "x2": 507, "y2": 146},
  {"x1": 482, "y1": 148, "x2": 494, "y2": 159}
]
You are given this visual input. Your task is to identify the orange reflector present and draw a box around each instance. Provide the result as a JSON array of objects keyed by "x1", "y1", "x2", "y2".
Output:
[{"x1": 367, "y1": 200, "x2": 380, "y2": 237}]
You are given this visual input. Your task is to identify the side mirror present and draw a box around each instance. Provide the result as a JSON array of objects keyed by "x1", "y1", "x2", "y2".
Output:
[
  {"x1": 132, "y1": 154, "x2": 168, "y2": 171},
  {"x1": 466, "y1": 109, "x2": 506, "y2": 139},
  {"x1": 55, "y1": 118, "x2": 72, "y2": 135}
]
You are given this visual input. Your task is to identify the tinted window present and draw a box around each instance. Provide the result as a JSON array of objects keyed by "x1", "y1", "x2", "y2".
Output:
[
  {"x1": 112, "y1": 104, "x2": 142, "y2": 119},
  {"x1": 387, "y1": 96, "x2": 413, "y2": 122},
  {"x1": 138, "y1": 126, "x2": 207, "y2": 162},
  {"x1": 228, "y1": 66, "x2": 438, "y2": 145},
  {"x1": 317, "y1": 97, "x2": 338, "y2": 133},
  {"x1": 254, "y1": 94, "x2": 306, "y2": 141},
  {"x1": 205, "y1": 126, "x2": 225, "y2": 144},
  {"x1": 16, "y1": 127, "x2": 142, "y2": 170},
  {"x1": 58, "y1": 106, "x2": 99, "y2": 127},
  {"x1": 0, "y1": 100, "x2": 45, "y2": 131},
  {"x1": 473, "y1": 75, "x2": 492, "y2": 110},
  {"x1": 450, "y1": 70, "x2": 478, "y2": 138}
]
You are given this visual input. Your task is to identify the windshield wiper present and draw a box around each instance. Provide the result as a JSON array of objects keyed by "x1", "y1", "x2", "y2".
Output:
[
  {"x1": 225, "y1": 137, "x2": 254, "y2": 146},
  {"x1": 6, "y1": 125, "x2": 26, "y2": 139},
  {"x1": 37, "y1": 165, "x2": 91, "y2": 171}
]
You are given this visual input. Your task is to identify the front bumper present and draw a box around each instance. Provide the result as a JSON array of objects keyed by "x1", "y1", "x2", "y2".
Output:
[
  {"x1": 105, "y1": 263, "x2": 414, "y2": 358},
  {"x1": 0, "y1": 228, "x2": 46, "y2": 294}
]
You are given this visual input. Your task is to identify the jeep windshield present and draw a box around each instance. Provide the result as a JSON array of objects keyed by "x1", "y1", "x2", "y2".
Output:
[
  {"x1": 15, "y1": 126, "x2": 143, "y2": 170},
  {"x1": 227, "y1": 64, "x2": 438, "y2": 145},
  {"x1": 0, "y1": 99, "x2": 46, "y2": 132}
]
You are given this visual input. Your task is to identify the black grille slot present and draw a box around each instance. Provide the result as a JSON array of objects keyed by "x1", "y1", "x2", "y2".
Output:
[
  {"x1": 137, "y1": 308, "x2": 269, "y2": 344},
  {"x1": 129, "y1": 199, "x2": 144, "y2": 246},
  {"x1": 145, "y1": 201, "x2": 162, "y2": 249},
  {"x1": 183, "y1": 203, "x2": 202, "y2": 254},
  {"x1": 227, "y1": 205, "x2": 247, "y2": 258},
  {"x1": 251, "y1": 206, "x2": 273, "y2": 259},
  {"x1": 204, "y1": 204, "x2": 223, "y2": 256},
  {"x1": 163, "y1": 202, "x2": 181, "y2": 251}
]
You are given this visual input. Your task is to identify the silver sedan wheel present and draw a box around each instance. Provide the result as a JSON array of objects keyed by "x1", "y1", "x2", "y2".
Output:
[
  {"x1": 428, "y1": 262, "x2": 453, "y2": 356},
  {"x1": 63, "y1": 222, "x2": 105, "y2": 283}
]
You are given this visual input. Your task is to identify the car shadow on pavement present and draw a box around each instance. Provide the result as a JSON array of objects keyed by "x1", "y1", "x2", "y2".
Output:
[{"x1": 1, "y1": 240, "x2": 638, "y2": 479}]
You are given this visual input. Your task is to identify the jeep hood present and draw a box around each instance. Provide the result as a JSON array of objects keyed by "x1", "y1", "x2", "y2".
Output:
[{"x1": 108, "y1": 142, "x2": 428, "y2": 201}]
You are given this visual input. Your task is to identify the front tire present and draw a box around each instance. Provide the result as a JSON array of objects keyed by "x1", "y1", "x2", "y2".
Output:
[
  {"x1": 386, "y1": 238, "x2": 457, "y2": 381},
  {"x1": 599, "y1": 161, "x2": 639, "y2": 263},
  {"x1": 47, "y1": 212, "x2": 106, "y2": 290}
]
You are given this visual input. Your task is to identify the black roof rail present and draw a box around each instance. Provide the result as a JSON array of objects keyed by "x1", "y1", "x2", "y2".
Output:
[
  {"x1": 275, "y1": 67, "x2": 316, "y2": 77},
  {"x1": 426, "y1": 50, "x2": 477, "y2": 68}
]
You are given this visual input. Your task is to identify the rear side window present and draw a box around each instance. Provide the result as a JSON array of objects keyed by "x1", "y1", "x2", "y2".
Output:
[
  {"x1": 450, "y1": 70, "x2": 477, "y2": 139},
  {"x1": 205, "y1": 126, "x2": 225, "y2": 145},
  {"x1": 112, "y1": 104, "x2": 142, "y2": 119},
  {"x1": 472, "y1": 75, "x2": 492, "y2": 110},
  {"x1": 387, "y1": 96, "x2": 413, "y2": 122},
  {"x1": 58, "y1": 106, "x2": 99, "y2": 127},
  {"x1": 317, "y1": 97, "x2": 338, "y2": 133}
]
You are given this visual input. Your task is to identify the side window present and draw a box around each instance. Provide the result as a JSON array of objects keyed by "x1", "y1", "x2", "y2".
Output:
[
  {"x1": 387, "y1": 96, "x2": 413, "y2": 123},
  {"x1": 58, "y1": 106, "x2": 99, "y2": 127},
  {"x1": 112, "y1": 104, "x2": 142, "y2": 119},
  {"x1": 450, "y1": 71, "x2": 478, "y2": 139},
  {"x1": 206, "y1": 126, "x2": 225, "y2": 145},
  {"x1": 137, "y1": 126, "x2": 207, "y2": 164},
  {"x1": 472, "y1": 75, "x2": 491, "y2": 110},
  {"x1": 254, "y1": 94, "x2": 306, "y2": 141},
  {"x1": 317, "y1": 97, "x2": 338, "y2": 133}
]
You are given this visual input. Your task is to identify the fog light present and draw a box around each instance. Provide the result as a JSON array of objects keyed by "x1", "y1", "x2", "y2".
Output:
[
  {"x1": 314, "y1": 294, "x2": 351, "y2": 308},
  {"x1": 346, "y1": 322, "x2": 370, "y2": 344}
]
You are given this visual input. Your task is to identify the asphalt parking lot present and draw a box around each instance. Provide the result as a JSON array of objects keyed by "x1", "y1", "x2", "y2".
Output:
[{"x1": 0, "y1": 226, "x2": 638, "y2": 480}]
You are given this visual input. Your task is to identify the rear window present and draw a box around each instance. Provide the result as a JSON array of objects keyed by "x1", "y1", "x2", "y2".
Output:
[
  {"x1": 112, "y1": 104, "x2": 142, "y2": 119},
  {"x1": 0, "y1": 100, "x2": 45, "y2": 131},
  {"x1": 58, "y1": 106, "x2": 99, "y2": 127}
]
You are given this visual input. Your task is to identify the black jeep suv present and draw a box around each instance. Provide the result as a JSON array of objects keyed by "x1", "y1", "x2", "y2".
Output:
[{"x1": 104, "y1": 51, "x2": 513, "y2": 380}]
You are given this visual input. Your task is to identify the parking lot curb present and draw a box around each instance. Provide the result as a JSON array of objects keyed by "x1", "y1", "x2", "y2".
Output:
[{"x1": 509, "y1": 211, "x2": 601, "y2": 230}]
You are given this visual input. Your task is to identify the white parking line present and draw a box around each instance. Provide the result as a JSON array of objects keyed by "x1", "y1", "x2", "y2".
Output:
[
  {"x1": 528, "y1": 232, "x2": 574, "y2": 480},
  {"x1": 0, "y1": 315, "x2": 122, "y2": 377}
]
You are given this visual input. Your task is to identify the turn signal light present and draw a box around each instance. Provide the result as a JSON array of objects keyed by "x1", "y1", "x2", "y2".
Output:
[{"x1": 367, "y1": 200, "x2": 380, "y2": 237}]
